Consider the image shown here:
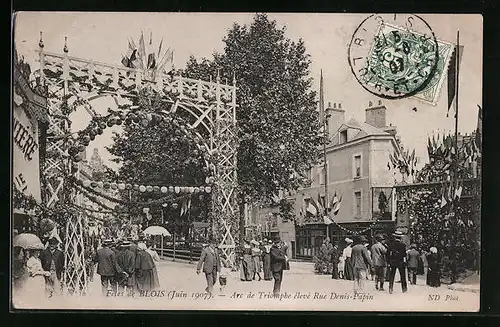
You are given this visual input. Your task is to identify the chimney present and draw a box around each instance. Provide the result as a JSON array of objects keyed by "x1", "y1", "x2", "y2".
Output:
[
  {"x1": 327, "y1": 102, "x2": 345, "y2": 137},
  {"x1": 365, "y1": 100, "x2": 386, "y2": 128}
]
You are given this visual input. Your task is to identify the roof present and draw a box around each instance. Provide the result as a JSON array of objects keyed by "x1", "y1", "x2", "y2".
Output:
[{"x1": 329, "y1": 117, "x2": 393, "y2": 146}]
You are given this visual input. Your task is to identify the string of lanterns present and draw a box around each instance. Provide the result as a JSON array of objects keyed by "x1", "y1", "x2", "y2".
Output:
[
  {"x1": 72, "y1": 175, "x2": 213, "y2": 195},
  {"x1": 72, "y1": 178, "x2": 207, "y2": 208}
]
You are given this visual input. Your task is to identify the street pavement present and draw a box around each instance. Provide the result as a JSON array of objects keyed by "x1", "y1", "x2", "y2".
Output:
[{"x1": 13, "y1": 260, "x2": 479, "y2": 311}]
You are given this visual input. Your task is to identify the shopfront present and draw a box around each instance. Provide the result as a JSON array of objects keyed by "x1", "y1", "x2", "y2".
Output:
[
  {"x1": 295, "y1": 224, "x2": 327, "y2": 260},
  {"x1": 294, "y1": 220, "x2": 396, "y2": 261}
]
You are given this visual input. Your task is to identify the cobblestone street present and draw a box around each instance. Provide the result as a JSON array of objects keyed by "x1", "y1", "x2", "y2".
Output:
[{"x1": 13, "y1": 260, "x2": 479, "y2": 311}]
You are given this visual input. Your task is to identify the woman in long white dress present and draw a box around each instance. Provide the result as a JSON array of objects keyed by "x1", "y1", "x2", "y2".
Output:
[{"x1": 20, "y1": 249, "x2": 51, "y2": 302}]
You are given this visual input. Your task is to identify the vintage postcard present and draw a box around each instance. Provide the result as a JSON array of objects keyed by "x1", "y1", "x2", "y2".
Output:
[{"x1": 11, "y1": 12, "x2": 481, "y2": 312}]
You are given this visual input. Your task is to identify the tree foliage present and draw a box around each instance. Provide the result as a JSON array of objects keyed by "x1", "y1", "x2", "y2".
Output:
[{"x1": 183, "y1": 14, "x2": 322, "y2": 201}]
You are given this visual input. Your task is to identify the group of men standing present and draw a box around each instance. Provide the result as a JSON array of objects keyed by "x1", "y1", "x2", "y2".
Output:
[
  {"x1": 324, "y1": 231, "x2": 422, "y2": 294},
  {"x1": 94, "y1": 238, "x2": 160, "y2": 296},
  {"x1": 196, "y1": 235, "x2": 289, "y2": 297}
]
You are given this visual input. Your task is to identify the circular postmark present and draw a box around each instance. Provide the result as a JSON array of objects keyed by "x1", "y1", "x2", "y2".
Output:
[{"x1": 348, "y1": 14, "x2": 439, "y2": 99}]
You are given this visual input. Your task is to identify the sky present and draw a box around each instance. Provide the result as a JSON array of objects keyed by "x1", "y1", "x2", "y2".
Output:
[{"x1": 13, "y1": 12, "x2": 482, "y2": 171}]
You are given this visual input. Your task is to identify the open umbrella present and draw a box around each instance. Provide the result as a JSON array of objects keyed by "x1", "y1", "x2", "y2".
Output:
[
  {"x1": 143, "y1": 226, "x2": 171, "y2": 237},
  {"x1": 13, "y1": 233, "x2": 44, "y2": 250}
]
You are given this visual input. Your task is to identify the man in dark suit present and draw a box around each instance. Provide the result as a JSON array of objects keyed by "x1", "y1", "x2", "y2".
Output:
[
  {"x1": 331, "y1": 244, "x2": 340, "y2": 279},
  {"x1": 370, "y1": 234, "x2": 388, "y2": 291},
  {"x1": 116, "y1": 240, "x2": 136, "y2": 295},
  {"x1": 196, "y1": 238, "x2": 221, "y2": 295},
  {"x1": 40, "y1": 237, "x2": 64, "y2": 297},
  {"x1": 270, "y1": 236, "x2": 287, "y2": 296},
  {"x1": 387, "y1": 232, "x2": 408, "y2": 294},
  {"x1": 95, "y1": 239, "x2": 122, "y2": 296},
  {"x1": 406, "y1": 244, "x2": 420, "y2": 285}
]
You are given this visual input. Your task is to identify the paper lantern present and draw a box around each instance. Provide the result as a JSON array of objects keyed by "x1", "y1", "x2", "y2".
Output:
[
  {"x1": 126, "y1": 183, "x2": 132, "y2": 190},
  {"x1": 103, "y1": 182, "x2": 110, "y2": 189},
  {"x1": 133, "y1": 184, "x2": 139, "y2": 190},
  {"x1": 91, "y1": 181, "x2": 98, "y2": 188},
  {"x1": 96, "y1": 127, "x2": 103, "y2": 135},
  {"x1": 78, "y1": 145, "x2": 86, "y2": 152},
  {"x1": 118, "y1": 183, "x2": 126, "y2": 190},
  {"x1": 193, "y1": 187, "x2": 199, "y2": 193},
  {"x1": 97, "y1": 181, "x2": 104, "y2": 188},
  {"x1": 139, "y1": 185, "x2": 146, "y2": 192},
  {"x1": 110, "y1": 183, "x2": 118, "y2": 190},
  {"x1": 160, "y1": 186, "x2": 168, "y2": 193},
  {"x1": 168, "y1": 186, "x2": 174, "y2": 193},
  {"x1": 188, "y1": 187, "x2": 195, "y2": 193},
  {"x1": 99, "y1": 122, "x2": 107, "y2": 130},
  {"x1": 83, "y1": 135, "x2": 91, "y2": 143},
  {"x1": 174, "y1": 186, "x2": 180, "y2": 193},
  {"x1": 83, "y1": 180, "x2": 91, "y2": 187},
  {"x1": 146, "y1": 185, "x2": 153, "y2": 192},
  {"x1": 205, "y1": 187, "x2": 212, "y2": 193},
  {"x1": 143, "y1": 207, "x2": 150, "y2": 214},
  {"x1": 107, "y1": 118, "x2": 115, "y2": 127},
  {"x1": 115, "y1": 118, "x2": 122, "y2": 125},
  {"x1": 153, "y1": 186, "x2": 160, "y2": 192},
  {"x1": 89, "y1": 134, "x2": 96, "y2": 141}
]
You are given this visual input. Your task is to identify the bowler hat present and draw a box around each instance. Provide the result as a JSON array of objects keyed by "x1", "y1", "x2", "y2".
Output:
[
  {"x1": 48, "y1": 237, "x2": 59, "y2": 245},
  {"x1": 121, "y1": 240, "x2": 131, "y2": 247},
  {"x1": 103, "y1": 239, "x2": 113, "y2": 246}
]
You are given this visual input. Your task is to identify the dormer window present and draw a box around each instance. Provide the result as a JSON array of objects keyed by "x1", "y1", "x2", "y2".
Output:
[{"x1": 339, "y1": 130, "x2": 348, "y2": 144}]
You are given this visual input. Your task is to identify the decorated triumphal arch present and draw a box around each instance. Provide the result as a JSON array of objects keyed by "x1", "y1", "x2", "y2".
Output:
[{"x1": 35, "y1": 33, "x2": 239, "y2": 294}]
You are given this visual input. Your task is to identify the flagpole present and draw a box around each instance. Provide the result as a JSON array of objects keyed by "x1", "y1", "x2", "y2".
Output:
[
  {"x1": 320, "y1": 70, "x2": 330, "y2": 238},
  {"x1": 454, "y1": 30, "x2": 460, "y2": 181}
]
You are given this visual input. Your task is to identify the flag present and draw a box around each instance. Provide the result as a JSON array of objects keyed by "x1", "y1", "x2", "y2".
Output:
[
  {"x1": 306, "y1": 201, "x2": 318, "y2": 216},
  {"x1": 440, "y1": 194, "x2": 447, "y2": 208},
  {"x1": 447, "y1": 45, "x2": 464, "y2": 117},
  {"x1": 333, "y1": 195, "x2": 342, "y2": 215},
  {"x1": 329, "y1": 191, "x2": 338, "y2": 211},
  {"x1": 455, "y1": 183, "x2": 462, "y2": 200},
  {"x1": 157, "y1": 48, "x2": 174, "y2": 74},
  {"x1": 323, "y1": 216, "x2": 333, "y2": 225},
  {"x1": 137, "y1": 32, "x2": 147, "y2": 70},
  {"x1": 317, "y1": 192, "x2": 325, "y2": 212},
  {"x1": 157, "y1": 38, "x2": 163, "y2": 57},
  {"x1": 147, "y1": 32, "x2": 156, "y2": 69},
  {"x1": 476, "y1": 105, "x2": 482, "y2": 151},
  {"x1": 310, "y1": 196, "x2": 322, "y2": 214}
]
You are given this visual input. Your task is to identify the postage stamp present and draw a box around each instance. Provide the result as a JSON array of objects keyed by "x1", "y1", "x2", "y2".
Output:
[
  {"x1": 348, "y1": 14, "x2": 452, "y2": 104},
  {"x1": 11, "y1": 12, "x2": 481, "y2": 312}
]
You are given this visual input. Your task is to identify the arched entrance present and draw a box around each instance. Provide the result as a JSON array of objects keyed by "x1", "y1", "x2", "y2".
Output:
[{"x1": 35, "y1": 33, "x2": 239, "y2": 294}]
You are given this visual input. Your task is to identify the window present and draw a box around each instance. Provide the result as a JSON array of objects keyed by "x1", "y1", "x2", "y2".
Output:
[
  {"x1": 353, "y1": 154, "x2": 362, "y2": 178},
  {"x1": 340, "y1": 130, "x2": 348, "y2": 144},
  {"x1": 354, "y1": 191, "x2": 362, "y2": 217}
]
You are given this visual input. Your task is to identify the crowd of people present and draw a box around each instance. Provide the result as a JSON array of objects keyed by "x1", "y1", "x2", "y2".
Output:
[
  {"x1": 196, "y1": 235, "x2": 289, "y2": 296},
  {"x1": 93, "y1": 238, "x2": 161, "y2": 296},
  {"x1": 318, "y1": 231, "x2": 443, "y2": 293}
]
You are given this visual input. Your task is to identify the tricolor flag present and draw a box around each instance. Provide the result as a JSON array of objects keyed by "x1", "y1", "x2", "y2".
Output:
[
  {"x1": 329, "y1": 191, "x2": 339, "y2": 212},
  {"x1": 136, "y1": 32, "x2": 147, "y2": 70},
  {"x1": 333, "y1": 195, "x2": 342, "y2": 216},
  {"x1": 147, "y1": 32, "x2": 156, "y2": 69},
  {"x1": 306, "y1": 200, "x2": 318, "y2": 216}
]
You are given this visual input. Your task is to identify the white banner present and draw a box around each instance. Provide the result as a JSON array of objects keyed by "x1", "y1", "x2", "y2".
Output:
[{"x1": 13, "y1": 104, "x2": 41, "y2": 202}]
